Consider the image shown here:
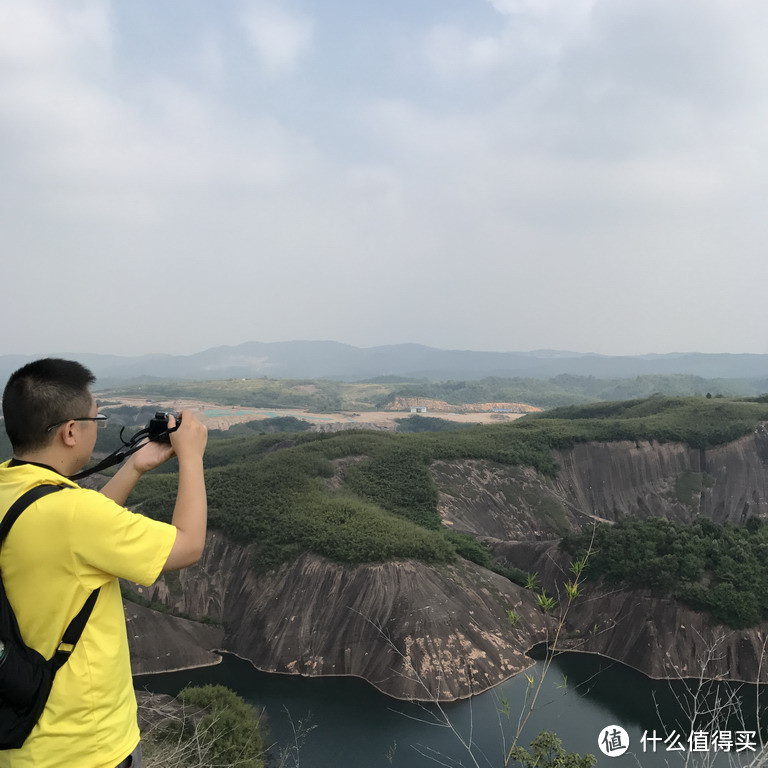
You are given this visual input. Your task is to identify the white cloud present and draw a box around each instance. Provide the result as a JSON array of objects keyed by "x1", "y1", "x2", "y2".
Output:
[
  {"x1": 489, "y1": 0, "x2": 596, "y2": 20},
  {"x1": 196, "y1": 33, "x2": 226, "y2": 82},
  {"x1": 424, "y1": 0, "x2": 595, "y2": 77},
  {"x1": 424, "y1": 26, "x2": 506, "y2": 75},
  {"x1": 240, "y1": 2, "x2": 312, "y2": 73},
  {"x1": 0, "y1": 0, "x2": 323, "y2": 203},
  {"x1": 0, "y1": 0, "x2": 109, "y2": 71}
]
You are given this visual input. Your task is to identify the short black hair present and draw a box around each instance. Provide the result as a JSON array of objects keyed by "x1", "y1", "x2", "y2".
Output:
[{"x1": 2, "y1": 358, "x2": 96, "y2": 453}]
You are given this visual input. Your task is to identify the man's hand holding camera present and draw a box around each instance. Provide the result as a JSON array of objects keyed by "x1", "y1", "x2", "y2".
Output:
[
  {"x1": 129, "y1": 410, "x2": 207, "y2": 475},
  {"x1": 167, "y1": 411, "x2": 208, "y2": 463},
  {"x1": 101, "y1": 410, "x2": 207, "y2": 510}
]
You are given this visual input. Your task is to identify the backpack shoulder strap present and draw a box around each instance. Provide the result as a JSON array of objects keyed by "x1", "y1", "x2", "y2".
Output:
[
  {"x1": 0, "y1": 484, "x2": 67, "y2": 544},
  {"x1": 0, "y1": 484, "x2": 100, "y2": 671},
  {"x1": 51, "y1": 586, "x2": 100, "y2": 671}
]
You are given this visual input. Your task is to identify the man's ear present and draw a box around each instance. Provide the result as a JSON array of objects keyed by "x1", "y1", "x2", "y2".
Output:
[{"x1": 59, "y1": 421, "x2": 78, "y2": 448}]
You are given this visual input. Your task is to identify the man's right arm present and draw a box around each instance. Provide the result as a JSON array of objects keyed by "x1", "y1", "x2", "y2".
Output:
[{"x1": 162, "y1": 411, "x2": 208, "y2": 572}]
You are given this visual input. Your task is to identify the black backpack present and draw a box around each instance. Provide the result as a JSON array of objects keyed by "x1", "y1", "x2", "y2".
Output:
[{"x1": 0, "y1": 484, "x2": 100, "y2": 749}]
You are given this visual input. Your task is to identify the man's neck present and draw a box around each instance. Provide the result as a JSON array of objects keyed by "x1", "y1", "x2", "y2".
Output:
[
  {"x1": 13, "y1": 450, "x2": 75, "y2": 477},
  {"x1": 9, "y1": 457, "x2": 64, "y2": 476}
]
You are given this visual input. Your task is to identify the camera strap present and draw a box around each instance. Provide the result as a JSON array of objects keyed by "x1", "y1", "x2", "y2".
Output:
[{"x1": 68, "y1": 425, "x2": 154, "y2": 482}]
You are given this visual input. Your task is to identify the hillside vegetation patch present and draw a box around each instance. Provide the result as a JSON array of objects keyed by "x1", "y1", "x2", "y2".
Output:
[
  {"x1": 129, "y1": 396, "x2": 768, "y2": 573},
  {"x1": 562, "y1": 516, "x2": 768, "y2": 628}
]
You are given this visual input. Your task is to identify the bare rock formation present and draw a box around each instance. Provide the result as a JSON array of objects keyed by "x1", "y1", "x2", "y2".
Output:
[
  {"x1": 434, "y1": 428, "x2": 768, "y2": 542},
  {"x1": 126, "y1": 601, "x2": 223, "y2": 674},
  {"x1": 126, "y1": 538, "x2": 553, "y2": 700}
]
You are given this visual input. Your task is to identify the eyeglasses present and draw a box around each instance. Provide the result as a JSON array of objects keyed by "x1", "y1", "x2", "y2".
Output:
[{"x1": 46, "y1": 414, "x2": 109, "y2": 432}]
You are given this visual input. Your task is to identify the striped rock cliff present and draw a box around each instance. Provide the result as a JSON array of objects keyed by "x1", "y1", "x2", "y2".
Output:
[{"x1": 126, "y1": 538, "x2": 552, "y2": 700}]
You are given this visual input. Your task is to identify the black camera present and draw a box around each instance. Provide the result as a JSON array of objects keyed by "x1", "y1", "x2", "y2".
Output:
[{"x1": 147, "y1": 412, "x2": 181, "y2": 443}]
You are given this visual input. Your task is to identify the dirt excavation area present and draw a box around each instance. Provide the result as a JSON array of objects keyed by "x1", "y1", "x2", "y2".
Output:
[{"x1": 100, "y1": 396, "x2": 528, "y2": 432}]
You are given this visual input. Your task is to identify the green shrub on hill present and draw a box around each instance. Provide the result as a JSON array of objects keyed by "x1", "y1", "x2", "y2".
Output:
[
  {"x1": 345, "y1": 443, "x2": 441, "y2": 529},
  {"x1": 144, "y1": 685, "x2": 267, "y2": 768},
  {"x1": 395, "y1": 414, "x2": 472, "y2": 432},
  {"x1": 224, "y1": 416, "x2": 312, "y2": 434},
  {"x1": 562, "y1": 517, "x2": 768, "y2": 628},
  {"x1": 442, "y1": 530, "x2": 493, "y2": 568},
  {"x1": 131, "y1": 434, "x2": 457, "y2": 570}
]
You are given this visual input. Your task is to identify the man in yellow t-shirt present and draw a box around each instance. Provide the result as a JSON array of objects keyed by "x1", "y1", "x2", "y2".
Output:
[{"x1": 0, "y1": 358, "x2": 208, "y2": 768}]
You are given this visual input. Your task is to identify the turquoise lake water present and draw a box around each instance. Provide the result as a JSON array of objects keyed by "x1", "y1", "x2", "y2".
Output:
[{"x1": 135, "y1": 649, "x2": 766, "y2": 768}]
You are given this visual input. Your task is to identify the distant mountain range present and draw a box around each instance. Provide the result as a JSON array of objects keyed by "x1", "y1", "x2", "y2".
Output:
[{"x1": 3, "y1": 342, "x2": 768, "y2": 385}]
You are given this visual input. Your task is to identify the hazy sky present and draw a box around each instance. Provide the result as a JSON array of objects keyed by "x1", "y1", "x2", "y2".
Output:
[{"x1": 2, "y1": 0, "x2": 767, "y2": 357}]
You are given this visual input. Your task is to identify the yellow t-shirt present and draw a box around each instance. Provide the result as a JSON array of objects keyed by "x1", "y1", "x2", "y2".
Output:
[{"x1": 0, "y1": 461, "x2": 177, "y2": 768}]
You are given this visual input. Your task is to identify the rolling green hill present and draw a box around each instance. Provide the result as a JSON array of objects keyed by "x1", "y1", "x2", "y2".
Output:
[{"x1": 129, "y1": 396, "x2": 768, "y2": 575}]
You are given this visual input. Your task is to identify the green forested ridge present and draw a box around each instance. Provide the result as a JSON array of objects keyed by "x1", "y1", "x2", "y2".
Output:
[
  {"x1": 385, "y1": 373, "x2": 768, "y2": 406},
  {"x1": 562, "y1": 517, "x2": 768, "y2": 629},
  {"x1": 529, "y1": 396, "x2": 768, "y2": 449},
  {"x1": 102, "y1": 372, "x2": 768, "y2": 411},
  {"x1": 128, "y1": 396, "x2": 768, "y2": 574}
]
